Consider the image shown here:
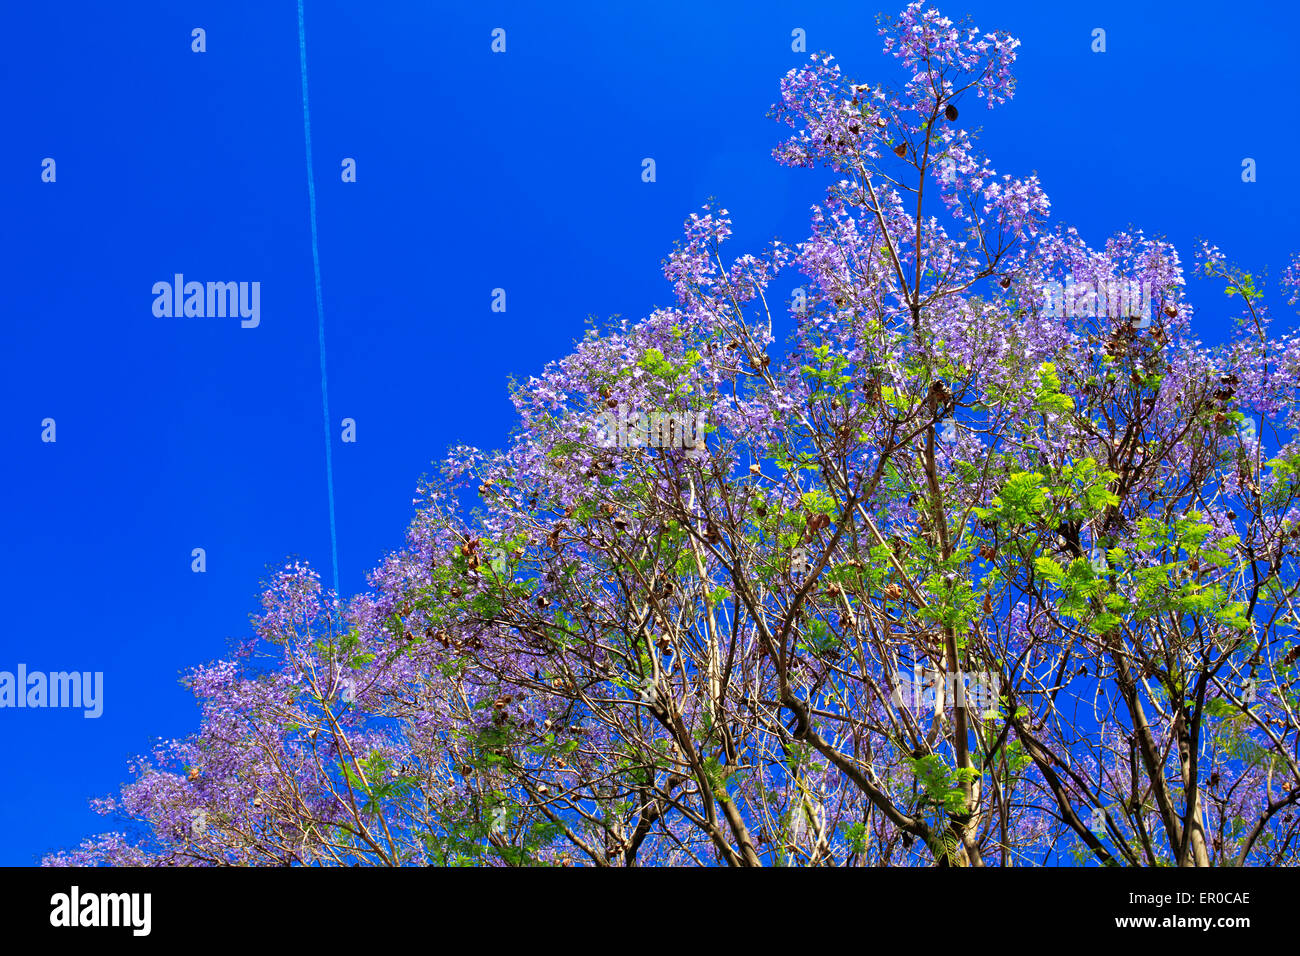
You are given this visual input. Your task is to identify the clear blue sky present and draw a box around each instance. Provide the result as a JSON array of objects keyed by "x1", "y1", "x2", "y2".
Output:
[{"x1": 1, "y1": 0, "x2": 1296, "y2": 864}]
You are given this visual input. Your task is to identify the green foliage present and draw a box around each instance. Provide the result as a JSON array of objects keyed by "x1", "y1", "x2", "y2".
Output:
[
  {"x1": 977, "y1": 471, "x2": 1046, "y2": 525},
  {"x1": 909, "y1": 754, "x2": 976, "y2": 815},
  {"x1": 1033, "y1": 362, "x2": 1075, "y2": 415}
]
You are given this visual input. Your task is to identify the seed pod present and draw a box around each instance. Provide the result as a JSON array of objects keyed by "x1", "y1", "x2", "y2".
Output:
[
  {"x1": 944, "y1": 103, "x2": 958, "y2": 122},
  {"x1": 893, "y1": 142, "x2": 907, "y2": 158}
]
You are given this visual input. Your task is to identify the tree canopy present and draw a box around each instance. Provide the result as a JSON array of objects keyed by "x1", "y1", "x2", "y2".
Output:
[{"x1": 48, "y1": 3, "x2": 1300, "y2": 867}]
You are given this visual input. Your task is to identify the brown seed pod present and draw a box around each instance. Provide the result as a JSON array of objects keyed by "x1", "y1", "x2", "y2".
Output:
[
  {"x1": 893, "y1": 142, "x2": 907, "y2": 158},
  {"x1": 944, "y1": 103, "x2": 958, "y2": 122}
]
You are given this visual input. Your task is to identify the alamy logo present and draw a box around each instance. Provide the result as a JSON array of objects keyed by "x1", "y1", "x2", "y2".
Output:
[
  {"x1": 0, "y1": 665, "x2": 103, "y2": 718},
  {"x1": 152, "y1": 274, "x2": 260, "y2": 328},
  {"x1": 1038, "y1": 279, "x2": 1153, "y2": 324},
  {"x1": 50, "y1": 886, "x2": 151, "y2": 936},
  {"x1": 595, "y1": 405, "x2": 706, "y2": 450},
  {"x1": 890, "y1": 666, "x2": 999, "y2": 715}
]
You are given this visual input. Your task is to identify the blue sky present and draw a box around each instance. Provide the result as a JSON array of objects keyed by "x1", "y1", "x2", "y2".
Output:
[{"x1": 1, "y1": 0, "x2": 1296, "y2": 864}]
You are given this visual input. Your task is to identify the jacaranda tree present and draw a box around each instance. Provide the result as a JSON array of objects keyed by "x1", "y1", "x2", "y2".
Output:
[{"x1": 48, "y1": 3, "x2": 1300, "y2": 867}]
